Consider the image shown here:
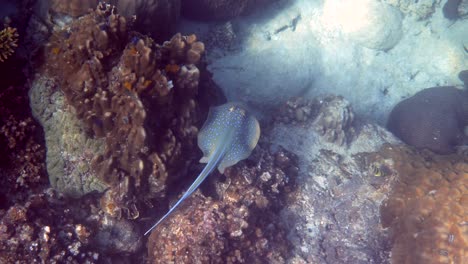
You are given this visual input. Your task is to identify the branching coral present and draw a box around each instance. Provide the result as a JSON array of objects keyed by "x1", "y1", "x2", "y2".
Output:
[
  {"x1": 379, "y1": 145, "x2": 468, "y2": 264},
  {"x1": 0, "y1": 26, "x2": 19, "y2": 62}
]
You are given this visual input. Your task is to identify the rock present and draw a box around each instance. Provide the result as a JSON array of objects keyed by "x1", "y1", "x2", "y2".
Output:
[
  {"x1": 270, "y1": 96, "x2": 399, "y2": 263},
  {"x1": 384, "y1": 0, "x2": 440, "y2": 20},
  {"x1": 114, "y1": 0, "x2": 181, "y2": 41},
  {"x1": 327, "y1": 0, "x2": 403, "y2": 50},
  {"x1": 458, "y1": 0, "x2": 468, "y2": 18},
  {"x1": 387, "y1": 86, "x2": 468, "y2": 154},
  {"x1": 146, "y1": 146, "x2": 297, "y2": 263},
  {"x1": 443, "y1": 0, "x2": 462, "y2": 20}
]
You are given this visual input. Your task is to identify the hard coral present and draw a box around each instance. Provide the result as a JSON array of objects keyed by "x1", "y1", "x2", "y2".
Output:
[
  {"x1": 147, "y1": 146, "x2": 298, "y2": 263},
  {"x1": 379, "y1": 145, "x2": 468, "y2": 264},
  {"x1": 34, "y1": 3, "x2": 207, "y2": 221},
  {"x1": 0, "y1": 191, "x2": 100, "y2": 263},
  {"x1": 0, "y1": 26, "x2": 19, "y2": 62},
  {"x1": 0, "y1": 85, "x2": 47, "y2": 203}
]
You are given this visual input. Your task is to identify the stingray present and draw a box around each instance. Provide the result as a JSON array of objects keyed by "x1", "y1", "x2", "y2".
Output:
[{"x1": 144, "y1": 102, "x2": 260, "y2": 235}]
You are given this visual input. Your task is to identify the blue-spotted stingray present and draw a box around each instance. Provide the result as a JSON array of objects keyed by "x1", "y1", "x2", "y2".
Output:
[{"x1": 144, "y1": 102, "x2": 260, "y2": 235}]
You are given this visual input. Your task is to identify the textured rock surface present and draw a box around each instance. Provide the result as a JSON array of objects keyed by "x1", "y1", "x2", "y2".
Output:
[
  {"x1": 384, "y1": 0, "x2": 441, "y2": 20},
  {"x1": 270, "y1": 96, "x2": 399, "y2": 263},
  {"x1": 459, "y1": 0, "x2": 468, "y2": 17},
  {"x1": 146, "y1": 146, "x2": 298, "y2": 263}
]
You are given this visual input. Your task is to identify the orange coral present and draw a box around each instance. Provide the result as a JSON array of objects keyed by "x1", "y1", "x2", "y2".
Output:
[
  {"x1": 0, "y1": 27, "x2": 19, "y2": 62},
  {"x1": 378, "y1": 145, "x2": 468, "y2": 264}
]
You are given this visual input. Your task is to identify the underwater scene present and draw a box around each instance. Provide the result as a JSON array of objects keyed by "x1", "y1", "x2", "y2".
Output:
[{"x1": 0, "y1": 0, "x2": 467, "y2": 263}]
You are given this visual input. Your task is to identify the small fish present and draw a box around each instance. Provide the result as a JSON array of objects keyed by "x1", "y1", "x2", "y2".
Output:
[{"x1": 144, "y1": 102, "x2": 260, "y2": 235}]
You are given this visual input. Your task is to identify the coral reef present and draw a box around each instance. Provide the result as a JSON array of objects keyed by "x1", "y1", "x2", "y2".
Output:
[
  {"x1": 0, "y1": 83, "x2": 47, "y2": 204},
  {"x1": 274, "y1": 96, "x2": 355, "y2": 146},
  {"x1": 0, "y1": 187, "x2": 144, "y2": 263},
  {"x1": 31, "y1": 2, "x2": 207, "y2": 224},
  {"x1": 181, "y1": 0, "x2": 274, "y2": 21},
  {"x1": 269, "y1": 96, "x2": 399, "y2": 263},
  {"x1": 147, "y1": 146, "x2": 298, "y2": 263},
  {"x1": 378, "y1": 145, "x2": 468, "y2": 264},
  {"x1": 387, "y1": 86, "x2": 468, "y2": 154},
  {"x1": 0, "y1": 191, "x2": 100, "y2": 263},
  {"x1": 0, "y1": 26, "x2": 18, "y2": 62}
]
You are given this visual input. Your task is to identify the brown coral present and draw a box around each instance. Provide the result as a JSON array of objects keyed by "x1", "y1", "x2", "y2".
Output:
[
  {"x1": 0, "y1": 26, "x2": 19, "y2": 62},
  {"x1": 40, "y1": 3, "x2": 207, "y2": 222},
  {"x1": 379, "y1": 145, "x2": 468, "y2": 264},
  {"x1": 147, "y1": 146, "x2": 297, "y2": 263}
]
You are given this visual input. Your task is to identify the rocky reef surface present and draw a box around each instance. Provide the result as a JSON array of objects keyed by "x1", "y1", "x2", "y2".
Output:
[{"x1": 1, "y1": 1, "x2": 467, "y2": 263}]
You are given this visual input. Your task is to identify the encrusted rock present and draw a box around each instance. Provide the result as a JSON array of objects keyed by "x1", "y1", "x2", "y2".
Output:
[
  {"x1": 146, "y1": 146, "x2": 298, "y2": 263},
  {"x1": 270, "y1": 96, "x2": 399, "y2": 263},
  {"x1": 274, "y1": 96, "x2": 355, "y2": 146},
  {"x1": 384, "y1": 0, "x2": 441, "y2": 20},
  {"x1": 458, "y1": 0, "x2": 468, "y2": 18}
]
